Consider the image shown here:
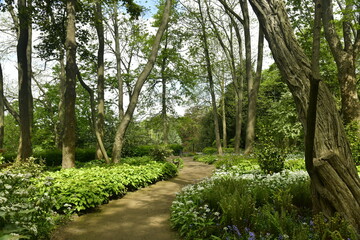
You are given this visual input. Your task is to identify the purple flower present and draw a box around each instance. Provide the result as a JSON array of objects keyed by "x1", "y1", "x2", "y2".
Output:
[
  {"x1": 248, "y1": 231, "x2": 255, "y2": 240},
  {"x1": 233, "y1": 225, "x2": 241, "y2": 237}
]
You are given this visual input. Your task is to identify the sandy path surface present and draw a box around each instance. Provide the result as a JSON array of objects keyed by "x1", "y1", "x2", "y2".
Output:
[{"x1": 51, "y1": 157, "x2": 214, "y2": 240}]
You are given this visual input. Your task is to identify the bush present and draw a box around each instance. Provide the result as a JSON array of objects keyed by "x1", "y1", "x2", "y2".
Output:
[
  {"x1": 256, "y1": 145, "x2": 286, "y2": 174},
  {"x1": 168, "y1": 144, "x2": 183, "y2": 156},
  {"x1": 193, "y1": 155, "x2": 218, "y2": 164},
  {"x1": 202, "y1": 147, "x2": 217, "y2": 155},
  {"x1": 150, "y1": 145, "x2": 173, "y2": 162},
  {"x1": 0, "y1": 160, "x2": 57, "y2": 239}
]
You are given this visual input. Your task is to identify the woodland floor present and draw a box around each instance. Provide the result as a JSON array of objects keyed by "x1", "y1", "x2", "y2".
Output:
[{"x1": 51, "y1": 157, "x2": 215, "y2": 240}]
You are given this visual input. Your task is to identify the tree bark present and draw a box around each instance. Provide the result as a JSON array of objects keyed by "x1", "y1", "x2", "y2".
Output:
[
  {"x1": 76, "y1": 66, "x2": 110, "y2": 163},
  {"x1": 248, "y1": 0, "x2": 360, "y2": 231},
  {"x1": 0, "y1": 63, "x2": 4, "y2": 149},
  {"x1": 321, "y1": 0, "x2": 360, "y2": 126},
  {"x1": 161, "y1": 31, "x2": 169, "y2": 145},
  {"x1": 56, "y1": 51, "x2": 66, "y2": 149},
  {"x1": 62, "y1": 0, "x2": 77, "y2": 169},
  {"x1": 94, "y1": 1, "x2": 106, "y2": 160},
  {"x1": 197, "y1": 0, "x2": 223, "y2": 155},
  {"x1": 113, "y1": 3, "x2": 124, "y2": 119},
  {"x1": 241, "y1": 0, "x2": 255, "y2": 155},
  {"x1": 112, "y1": 0, "x2": 172, "y2": 162},
  {"x1": 16, "y1": 0, "x2": 32, "y2": 161},
  {"x1": 245, "y1": 26, "x2": 264, "y2": 154}
]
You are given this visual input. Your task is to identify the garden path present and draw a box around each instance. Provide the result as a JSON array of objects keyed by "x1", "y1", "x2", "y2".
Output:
[{"x1": 51, "y1": 157, "x2": 215, "y2": 240}]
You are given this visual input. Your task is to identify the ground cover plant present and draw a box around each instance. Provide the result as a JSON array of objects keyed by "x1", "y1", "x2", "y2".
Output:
[
  {"x1": 171, "y1": 155, "x2": 359, "y2": 240},
  {"x1": 1, "y1": 157, "x2": 179, "y2": 239}
]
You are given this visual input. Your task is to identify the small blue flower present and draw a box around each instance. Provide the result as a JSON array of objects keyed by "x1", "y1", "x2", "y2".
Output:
[
  {"x1": 248, "y1": 231, "x2": 255, "y2": 240},
  {"x1": 233, "y1": 225, "x2": 241, "y2": 237}
]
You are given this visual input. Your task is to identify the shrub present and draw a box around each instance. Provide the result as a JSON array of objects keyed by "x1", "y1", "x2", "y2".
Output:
[
  {"x1": 193, "y1": 155, "x2": 218, "y2": 164},
  {"x1": 256, "y1": 145, "x2": 286, "y2": 174},
  {"x1": 0, "y1": 160, "x2": 57, "y2": 239},
  {"x1": 150, "y1": 145, "x2": 173, "y2": 162},
  {"x1": 131, "y1": 145, "x2": 155, "y2": 157},
  {"x1": 168, "y1": 144, "x2": 183, "y2": 156},
  {"x1": 202, "y1": 147, "x2": 217, "y2": 155}
]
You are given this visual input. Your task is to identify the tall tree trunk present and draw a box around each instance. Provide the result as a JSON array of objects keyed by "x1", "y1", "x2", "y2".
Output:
[
  {"x1": 0, "y1": 63, "x2": 4, "y2": 149},
  {"x1": 112, "y1": 0, "x2": 172, "y2": 162},
  {"x1": 197, "y1": 0, "x2": 223, "y2": 155},
  {"x1": 113, "y1": 3, "x2": 124, "y2": 119},
  {"x1": 321, "y1": 0, "x2": 360, "y2": 126},
  {"x1": 221, "y1": 77, "x2": 227, "y2": 148},
  {"x1": 245, "y1": 27, "x2": 264, "y2": 154},
  {"x1": 241, "y1": 0, "x2": 255, "y2": 155},
  {"x1": 56, "y1": 51, "x2": 66, "y2": 149},
  {"x1": 16, "y1": 0, "x2": 32, "y2": 161},
  {"x1": 62, "y1": 0, "x2": 77, "y2": 169},
  {"x1": 161, "y1": 31, "x2": 169, "y2": 145},
  {"x1": 94, "y1": 1, "x2": 106, "y2": 160},
  {"x1": 76, "y1": 66, "x2": 110, "y2": 163},
  {"x1": 248, "y1": 0, "x2": 360, "y2": 231}
]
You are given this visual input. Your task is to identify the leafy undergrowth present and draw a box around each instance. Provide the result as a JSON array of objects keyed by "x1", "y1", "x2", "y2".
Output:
[
  {"x1": 1, "y1": 157, "x2": 179, "y2": 240},
  {"x1": 172, "y1": 155, "x2": 358, "y2": 240}
]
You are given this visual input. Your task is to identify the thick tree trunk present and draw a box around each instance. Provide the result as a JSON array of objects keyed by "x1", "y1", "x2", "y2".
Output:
[
  {"x1": 112, "y1": 0, "x2": 172, "y2": 162},
  {"x1": 197, "y1": 0, "x2": 222, "y2": 155},
  {"x1": 95, "y1": 1, "x2": 106, "y2": 160},
  {"x1": 0, "y1": 63, "x2": 4, "y2": 149},
  {"x1": 248, "y1": 0, "x2": 360, "y2": 231},
  {"x1": 62, "y1": 0, "x2": 77, "y2": 169},
  {"x1": 16, "y1": 0, "x2": 32, "y2": 161}
]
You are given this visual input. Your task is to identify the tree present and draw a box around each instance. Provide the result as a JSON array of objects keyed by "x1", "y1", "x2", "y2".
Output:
[
  {"x1": 321, "y1": 0, "x2": 360, "y2": 126},
  {"x1": 111, "y1": 0, "x2": 172, "y2": 162},
  {"x1": 16, "y1": 0, "x2": 33, "y2": 161},
  {"x1": 195, "y1": 0, "x2": 223, "y2": 155},
  {"x1": 62, "y1": 0, "x2": 77, "y2": 168},
  {"x1": 0, "y1": 63, "x2": 4, "y2": 149},
  {"x1": 248, "y1": 0, "x2": 360, "y2": 231}
]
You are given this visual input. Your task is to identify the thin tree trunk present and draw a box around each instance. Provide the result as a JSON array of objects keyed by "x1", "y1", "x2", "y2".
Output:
[
  {"x1": 248, "y1": 0, "x2": 360, "y2": 231},
  {"x1": 161, "y1": 31, "x2": 169, "y2": 145},
  {"x1": 112, "y1": 0, "x2": 172, "y2": 162},
  {"x1": 56, "y1": 51, "x2": 66, "y2": 149},
  {"x1": 62, "y1": 0, "x2": 77, "y2": 169},
  {"x1": 94, "y1": 1, "x2": 106, "y2": 160},
  {"x1": 321, "y1": 0, "x2": 360, "y2": 126},
  {"x1": 241, "y1": 0, "x2": 255, "y2": 155},
  {"x1": 16, "y1": 0, "x2": 32, "y2": 161},
  {"x1": 113, "y1": 3, "x2": 124, "y2": 119},
  {"x1": 220, "y1": 75, "x2": 227, "y2": 148},
  {"x1": 0, "y1": 63, "x2": 4, "y2": 149},
  {"x1": 197, "y1": 0, "x2": 223, "y2": 155},
  {"x1": 76, "y1": 66, "x2": 110, "y2": 163},
  {"x1": 245, "y1": 26, "x2": 264, "y2": 154}
]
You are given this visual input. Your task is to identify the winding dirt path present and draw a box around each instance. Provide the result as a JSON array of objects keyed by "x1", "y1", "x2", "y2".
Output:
[{"x1": 51, "y1": 157, "x2": 214, "y2": 240}]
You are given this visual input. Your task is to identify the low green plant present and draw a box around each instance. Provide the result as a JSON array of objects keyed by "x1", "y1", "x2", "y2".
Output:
[
  {"x1": 37, "y1": 161, "x2": 178, "y2": 213},
  {"x1": 256, "y1": 145, "x2": 286, "y2": 174},
  {"x1": 202, "y1": 147, "x2": 218, "y2": 155},
  {"x1": 0, "y1": 162, "x2": 57, "y2": 239},
  {"x1": 150, "y1": 145, "x2": 173, "y2": 161},
  {"x1": 193, "y1": 155, "x2": 219, "y2": 164}
]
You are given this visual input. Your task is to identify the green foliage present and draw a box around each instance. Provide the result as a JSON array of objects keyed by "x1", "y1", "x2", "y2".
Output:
[
  {"x1": 193, "y1": 155, "x2": 218, "y2": 164},
  {"x1": 150, "y1": 145, "x2": 173, "y2": 161},
  {"x1": 171, "y1": 169, "x2": 314, "y2": 240},
  {"x1": 37, "y1": 161, "x2": 178, "y2": 214},
  {"x1": 256, "y1": 144, "x2": 286, "y2": 174},
  {"x1": 167, "y1": 144, "x2": 183, "y2": 156},
  {"x1": 0, "y1": 164, "x2": 57, "y2": 239},
  {"x1": 202, "y1": 147, "x2": 217, "y2": 155},
  {"x1": 345, "y1": 121, "x2": 360, "y2": 165}
]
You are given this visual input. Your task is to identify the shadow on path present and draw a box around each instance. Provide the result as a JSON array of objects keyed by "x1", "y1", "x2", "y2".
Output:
[{"x1": 51, "y1": 157, "x2": 215, "y2": 240}]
